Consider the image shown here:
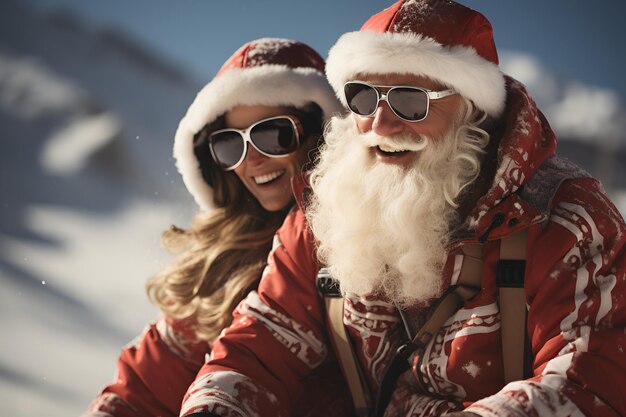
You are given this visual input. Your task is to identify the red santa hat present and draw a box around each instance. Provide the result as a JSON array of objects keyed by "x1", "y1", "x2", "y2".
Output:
[
  {"x1": 326, "y1": 0, "x2": 506, "y2": 118},
  {"x1": 174, "y1": 38, "x2": 341, "y2": 211}
]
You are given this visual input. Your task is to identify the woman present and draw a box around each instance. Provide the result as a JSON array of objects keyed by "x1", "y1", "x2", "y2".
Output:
[{"x1": 83, "y1": 38, "x2": 346, "y2": 417}]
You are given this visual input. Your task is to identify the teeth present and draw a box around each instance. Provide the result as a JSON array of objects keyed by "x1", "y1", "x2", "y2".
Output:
[
  {"x1": 254, "y1": 170, "x2": 285, "y2": 184},
  {"x1": 378, "y1": 144, "x2": 408, "y2": 153}
]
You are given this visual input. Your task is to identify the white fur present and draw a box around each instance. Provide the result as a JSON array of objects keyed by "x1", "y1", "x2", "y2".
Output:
[
  {"x1": 326, "y1": 30, "x2": 506, "y2": 118},
  {"x1": 173, "y1": 65, "x2": 343, "y2": 211}
]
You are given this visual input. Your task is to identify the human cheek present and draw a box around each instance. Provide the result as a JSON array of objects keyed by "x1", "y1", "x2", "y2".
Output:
[
  {"x1": 283, "y1": 154, "x2": 302, "y2": 179},
  {"x1": 418, "y1": 110, "x2": 452, "y2": 139},
  {"x1": 232, "y1": 164, "x2": 259, "y2": 196},
  {"x1": 233, "y1": 165, "x2": 245, "y2": 181},
  {"x1": 233, "y1": 164, "x2": 249, "y2": 186}
]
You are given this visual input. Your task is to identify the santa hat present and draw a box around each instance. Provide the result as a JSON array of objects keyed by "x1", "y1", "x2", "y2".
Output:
[
  {"x1": 174, "y1": 38, "x2": 342, "y2": 211},
  {"x1": 326, "y1": 0, "x2": 506, "y2": 118}
]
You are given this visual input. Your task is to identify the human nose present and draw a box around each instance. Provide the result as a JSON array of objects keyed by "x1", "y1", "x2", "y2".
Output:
[
  {"x1": 371, "y1": 100, "x2": 405, "y2": 137},
  {"x1": 243, "y1": 144, "x2": 266, "y2": 167}
]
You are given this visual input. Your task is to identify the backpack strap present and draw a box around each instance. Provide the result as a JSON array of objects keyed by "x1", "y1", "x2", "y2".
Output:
[
  {"x1": 406, "y1": 242, "x2": 483, "y2": 350},
  {"x1": 317, "y1": 269, "x2": 371, "y2": 417},
  {"x1": 318, "y1": 229, "x2": 530, "y2": 417},
  {"x1": 374, "y1": 243, "x2": 483, "y2": 417},
  {"x1": 497, "y1": 229, "x2": 531, "y2": 383}
]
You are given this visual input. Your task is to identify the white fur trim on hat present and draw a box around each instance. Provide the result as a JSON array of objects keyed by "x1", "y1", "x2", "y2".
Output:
[
  {"x1": 326, "y1": 30, "x2": 506, "y2": 118},
  {"x1": 174, "y1": 64, "x2": 342, "y2": 211}
]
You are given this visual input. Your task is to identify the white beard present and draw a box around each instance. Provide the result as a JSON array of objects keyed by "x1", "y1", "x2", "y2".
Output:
[{"x1": 307, "y1": 113, "x2": 486, "y2": 307}]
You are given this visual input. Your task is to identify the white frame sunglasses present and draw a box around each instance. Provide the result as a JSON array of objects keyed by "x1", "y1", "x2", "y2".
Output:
[
  {"x1": 343, "y1": 81, "x2": 457, "y2": 122},
  {"x1": 208, "y1": 115, "x2": 302, "y2": 171}
]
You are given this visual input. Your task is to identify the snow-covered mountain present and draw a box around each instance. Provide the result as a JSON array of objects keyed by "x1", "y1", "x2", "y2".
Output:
[
  {"x1": 0, "y1": 1, "x2": 200, "y2": 416},
  {"x1": 0, "y1": 1, "x2": 624, "y2": 416}
]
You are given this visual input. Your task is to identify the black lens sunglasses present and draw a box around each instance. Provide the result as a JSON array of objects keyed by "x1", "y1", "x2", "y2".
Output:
[
  {"x1": 343, "y1": 81, "x2": 457, "y2": 122},
  {"x1": 208, "y1": 115, "x2": 303, "y2": 171}
]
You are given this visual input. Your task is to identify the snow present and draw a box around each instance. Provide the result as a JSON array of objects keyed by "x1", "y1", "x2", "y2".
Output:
[
  {"x1": 42, "y1": 112, "x2": 122, "y2": 175},
  {"x1": 247, "y1": 38, "x2": 296, "y2": 60},
  {"x1": 550, "y1": 83, "x2": 621, "y2": 140},
  {"x1": 502, "y1": 52, "x2": 626, "y2": 204},
  {"x1": 0, "y1": 2, "x2": 197, "y2": 415},
  {"x1": 0, "y1": 51, "x2": 89, "y2": 120},
  {"x1": 0, "y1": 201, "x2": 173, "y2": 415},
  {"x1": 501, "y1": 51, "x2": 626, "y2": 144}
]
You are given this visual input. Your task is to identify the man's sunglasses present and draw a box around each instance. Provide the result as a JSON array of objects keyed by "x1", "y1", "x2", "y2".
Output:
[
  {"x1": 343, "y1": 81, "x2": 457, "y2": 122},
  {"x1": 208, "y1": 115, "x2": 302, "y2": 171}
]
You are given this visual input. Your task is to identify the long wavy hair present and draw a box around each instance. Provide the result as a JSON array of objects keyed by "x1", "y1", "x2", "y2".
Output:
[{"x1": 147, "y1": 103, "x2": 323, "y2": 342}]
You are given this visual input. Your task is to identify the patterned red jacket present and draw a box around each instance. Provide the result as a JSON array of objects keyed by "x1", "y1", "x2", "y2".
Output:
[
  {"x1": 180, "y1": 79, "x2": 626, "y2": 417},
  {"x1": 83, "y1": 315, "x2": 353, "y2": 417},
  {"x1": 83, "y1": 316, "x2": 211, "y2": 417},
  {"x1": 82, "y1": 316, "x2": 210, "y2": 417}
]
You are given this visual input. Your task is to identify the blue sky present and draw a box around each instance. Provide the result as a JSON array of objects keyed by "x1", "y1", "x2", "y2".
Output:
[{"x1": 25, "y1": 0, "x2": 626, "y2": 98}]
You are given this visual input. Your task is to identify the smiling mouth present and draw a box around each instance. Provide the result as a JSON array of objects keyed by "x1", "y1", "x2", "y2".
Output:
[
  {"x1": 253, "y1": 170, "x2": 286, "y2": 185},
  {"x1": 375, "y1": 144, "x2": 411, "y2": 156}
]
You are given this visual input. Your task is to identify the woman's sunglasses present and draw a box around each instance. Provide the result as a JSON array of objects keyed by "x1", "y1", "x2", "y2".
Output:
[
  {"x1": 343, "y1": 81, "x2": 457, "y2": 122},
  {"x1": 208, "y1": 115, "x2": 302, "y2": 171}
]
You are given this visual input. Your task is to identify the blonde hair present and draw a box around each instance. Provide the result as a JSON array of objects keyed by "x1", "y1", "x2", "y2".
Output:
[
  {"x1": 147, "y1": 104, "x2": 322, "y2": 342},
  {"x1": 147, "y1": 170, "x2": 287, "y2": 342}
]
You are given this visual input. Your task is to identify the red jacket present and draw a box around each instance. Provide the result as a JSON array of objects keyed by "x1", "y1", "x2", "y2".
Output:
[
  {"x1": 180, "y1": 77, "x2": 626, "y2": 417},
  {"x1": 82, "y1": 316, "x2": 209, "y2": 417},
  {"x1": 83, "y1": 298, "x2": 353, "y2": 416}
]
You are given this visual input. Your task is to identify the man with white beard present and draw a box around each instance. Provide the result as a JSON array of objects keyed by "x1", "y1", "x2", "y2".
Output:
[
  {"x1": 307, "y1": 74, "x2": 489, "y2": 309},
  {"x1": 180, "y1": 1, "x2": 626, "y2": 417}
]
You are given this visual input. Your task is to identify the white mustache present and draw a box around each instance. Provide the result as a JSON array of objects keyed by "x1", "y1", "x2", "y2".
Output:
[{"x1": 359, "y1": 130, "x2": 429, "y2": 152}]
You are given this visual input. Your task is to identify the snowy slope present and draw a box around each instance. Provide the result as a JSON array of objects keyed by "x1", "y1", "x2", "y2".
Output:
[
  {"x1": 0, "y1": 2, "x2": 624, "y2": 417},
  {"x1": 0, "y1": 1, "x2": 199, "y2": 416}
]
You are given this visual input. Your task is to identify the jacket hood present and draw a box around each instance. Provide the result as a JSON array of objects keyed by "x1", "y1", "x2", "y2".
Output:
[{"x1": 464, "y1": 76, "x2": 557, "y2": 239}]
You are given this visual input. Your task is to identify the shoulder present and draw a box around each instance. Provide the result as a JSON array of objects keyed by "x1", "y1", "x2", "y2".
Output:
[
  {"x1": 523, "y1": 158, "x2": 625, "y2": 279},
  {"x1": 263, "y1": 206, "x2": 320, "y2": 290},
  {"x1": 521, "y1": 154, "x2": 625, "y2": 239},
  {"x1": 276, "y1": 205, "x2": 315, "y2": 254},
  {"x1": 526, "y1": 166, "x2": 625, "y2": 278},
  {"x1": 520, "y1": 154, "x2": 591, "y2": 218},
  {"x1": 548, "y1": 175, "x2": 625, "y2": 247}
]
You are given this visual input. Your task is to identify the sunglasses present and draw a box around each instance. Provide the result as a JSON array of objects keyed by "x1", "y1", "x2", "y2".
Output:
[
  {"x1": 343, "y1": 81, "x2": 457, "y2": 122},
  {"x1": 208, "y1": 115, "x2": 302, "y2": 171}
]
